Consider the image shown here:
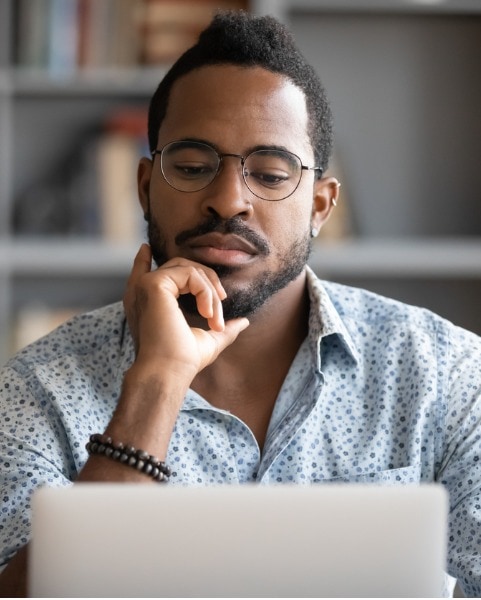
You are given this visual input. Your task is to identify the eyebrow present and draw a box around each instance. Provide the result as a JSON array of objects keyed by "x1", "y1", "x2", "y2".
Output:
[{"x1": 171, "y1": 137, "x2": 294, "y2": 156}]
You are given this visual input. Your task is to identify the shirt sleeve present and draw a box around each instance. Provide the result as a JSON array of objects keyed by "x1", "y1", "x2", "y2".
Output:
[
  {"x1": 436, "y1": 325, "x2": 481, "y2": 597},
  {"x1": 0, "y1": 363, "x2": 74, "y2": 567}
]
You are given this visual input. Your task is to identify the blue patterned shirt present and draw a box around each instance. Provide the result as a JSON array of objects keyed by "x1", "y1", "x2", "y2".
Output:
[{"x1": 1, "y1": 267, "x2": 481, "y2": 595}]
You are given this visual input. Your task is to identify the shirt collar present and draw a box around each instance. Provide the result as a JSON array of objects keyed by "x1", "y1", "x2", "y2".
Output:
[
  {"x1": 305, "y1": 266, "x2": 361, "y2": 371},
  {"x1": 120, "y1": 266, "x2": 361, "y2": 402}
]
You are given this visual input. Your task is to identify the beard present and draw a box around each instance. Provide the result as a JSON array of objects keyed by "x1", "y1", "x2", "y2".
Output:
[{"x1": 146, "y1": 212, "x2": 312, "y2": 321}]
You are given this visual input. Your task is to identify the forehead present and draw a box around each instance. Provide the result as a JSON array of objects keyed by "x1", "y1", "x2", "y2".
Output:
[{"x1": 157, "y1": 65, "x2": 312, "y2": 157}]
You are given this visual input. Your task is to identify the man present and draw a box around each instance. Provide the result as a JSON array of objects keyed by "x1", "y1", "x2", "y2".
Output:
[{"x1": 1, "y1": 10, "x2": 481, "y2": 597}]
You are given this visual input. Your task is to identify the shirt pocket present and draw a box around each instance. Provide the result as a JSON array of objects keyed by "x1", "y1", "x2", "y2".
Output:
[{"x1": 325, "y1": 464, "x2": 422, "y2": 485}]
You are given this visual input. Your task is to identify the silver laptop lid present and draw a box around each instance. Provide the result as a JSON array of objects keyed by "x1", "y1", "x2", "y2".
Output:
[{"x1": 29, "y1": 483, "x2": 448, "y2": 597}]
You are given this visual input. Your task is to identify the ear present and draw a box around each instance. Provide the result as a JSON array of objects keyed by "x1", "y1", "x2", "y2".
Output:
[
  {"x1": 137, "y1": 156, "x2": 153, "y2": 219},
  {"x1": 310, "y1": 176, "x2": 341, "y2": 238}
]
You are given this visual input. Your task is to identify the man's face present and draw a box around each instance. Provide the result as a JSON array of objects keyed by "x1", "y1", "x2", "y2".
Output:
[{"x1": 139, "y1": 65, "x2": 325, "y2": 320}]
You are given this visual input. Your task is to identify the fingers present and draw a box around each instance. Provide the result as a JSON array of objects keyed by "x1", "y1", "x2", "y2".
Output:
[
  {"x1": 152, "y1": 257, "x2": 228, "y2": 332},
  {"x1": 126, "y1": 245, "x2": 227, "y2": 326},
  {"x1": 124, "y1": 244, "x2": 152, "y2": 305},
  {"x1": 129, "y1": 244, "x2": 153, "y2": 281},
  {"x1": 123, "y1": 245, "x2": 250, "y2": 376},
  {"x1": 165, "y1": 256, "x2": 227, "y2": 301},
  {"x1": 198, "y1": 317, "x2": 250, "y2": 369},
  {"x1": 175, "y1": 267, "x2": 225, "y2": 331}
]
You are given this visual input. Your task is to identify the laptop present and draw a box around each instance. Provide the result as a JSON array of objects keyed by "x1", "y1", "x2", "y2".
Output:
[{"x1": 29, "y1": 483, "x2": 448, "y2": 597}]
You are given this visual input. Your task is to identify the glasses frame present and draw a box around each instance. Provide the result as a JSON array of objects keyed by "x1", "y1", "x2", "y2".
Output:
[{"x1": 151, "y1": 140, "x2": 323, "y2": 201}]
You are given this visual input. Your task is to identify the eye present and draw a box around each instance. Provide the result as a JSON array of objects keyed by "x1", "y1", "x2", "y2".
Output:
[
  {"x1": 163, "y1": 142, "x2": 219, "y2": 181},
  {"x1": 246, "y1": 169, "x2": 291, "y2": 187},
  {"x1": 173, "y1": 162, "x2": 215, "y2": 179},
  {"x1": 244, "y1": 150, "x2": 298, "y2": 188}
]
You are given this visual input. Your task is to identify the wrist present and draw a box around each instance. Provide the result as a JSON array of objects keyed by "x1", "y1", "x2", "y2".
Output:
[
  {"x1": 130, "y1": 351, "x2": 199, "y2": 387},
  {"x1": 106, "y1": 366, "x2": 189, "y2": 460},
  {"x1": 86, "y1": 433, "x2": 171, "y2": 482}
]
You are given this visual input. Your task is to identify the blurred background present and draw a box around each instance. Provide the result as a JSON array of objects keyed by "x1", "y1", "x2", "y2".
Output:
[{"x1": 0, "y1": 0, "x2": 480, "y2": 363}]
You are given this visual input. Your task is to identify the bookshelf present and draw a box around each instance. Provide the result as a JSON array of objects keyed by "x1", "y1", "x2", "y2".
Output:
[
  {"x1": 261, "y1": 0, "x2": 481, "y2": 339},
  {"x1": 0, "y1": 0, "x2": 480, "y2": 363}
]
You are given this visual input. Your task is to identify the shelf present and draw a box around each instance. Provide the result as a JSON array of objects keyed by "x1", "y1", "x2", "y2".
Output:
[
  {"x1": 1, "y1": 0, "x2": 481, "y2": 360},
  {"x1": 311, "y1": 238, "x2": 481, "y2": 279},
  {"x1": 1, "y1": 239, "x2": 140, "y2": 277},
  {"x1": 255, "y1": 0, "x2": 481, "y2": 16},
  {"x1": 2, "y1": 237, "x2": 481, "y2": 279}
]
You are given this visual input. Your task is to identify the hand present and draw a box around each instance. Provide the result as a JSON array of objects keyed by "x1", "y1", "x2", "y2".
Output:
[{"x1": 123, "y1": 244, "x2": 250, "y2": 382}]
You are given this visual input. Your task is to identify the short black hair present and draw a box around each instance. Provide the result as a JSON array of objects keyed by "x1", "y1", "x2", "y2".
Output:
[{"x1": 148, "y1": 10, "x2": 333, "y2": 173}]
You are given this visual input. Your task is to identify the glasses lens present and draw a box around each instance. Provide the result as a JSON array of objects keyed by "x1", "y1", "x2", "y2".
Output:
[
  {"x1": 161, "y1": 141, "x2": 219, "y2": 192},
  {"x1": 244, "y1": 150, "x2": 302, "y2": 200}
]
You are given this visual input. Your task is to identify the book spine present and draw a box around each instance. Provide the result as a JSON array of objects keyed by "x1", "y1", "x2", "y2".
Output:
[{"x1": 47, "y1": 0, "x2": 79, "y2": 75}]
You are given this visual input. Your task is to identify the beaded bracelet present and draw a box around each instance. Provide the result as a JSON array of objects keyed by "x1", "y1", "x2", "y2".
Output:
[{"x1": 85, "y1": 433, "x2": 171, "y2": 483}]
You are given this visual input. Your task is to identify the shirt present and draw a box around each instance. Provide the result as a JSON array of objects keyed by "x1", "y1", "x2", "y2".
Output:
[{"x1": 1, "y1": 267, "x2": 481, "y2": 596}]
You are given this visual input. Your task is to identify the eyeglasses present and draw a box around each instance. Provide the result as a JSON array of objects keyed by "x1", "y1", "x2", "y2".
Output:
[{"x1": 151, "y1": 140, "x2": 323, "y2": 201}]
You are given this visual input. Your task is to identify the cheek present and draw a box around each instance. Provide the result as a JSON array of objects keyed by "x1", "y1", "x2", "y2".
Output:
[
  {"x1": 149, "y1": 184, "x2": 198, "y2": 238},
  {"x1": 264, "y1": 200, "x2": 312, "y2": 245}
]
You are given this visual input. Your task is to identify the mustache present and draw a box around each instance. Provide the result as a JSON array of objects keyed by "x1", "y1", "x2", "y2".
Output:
[{"x1": 174, "y1": 216, "x2": 270, "y2": 256}]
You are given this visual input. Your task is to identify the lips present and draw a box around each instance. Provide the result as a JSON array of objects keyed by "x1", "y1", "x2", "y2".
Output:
[{"x1": 186, "y1": 233, "x2": 259, "y2": 266}]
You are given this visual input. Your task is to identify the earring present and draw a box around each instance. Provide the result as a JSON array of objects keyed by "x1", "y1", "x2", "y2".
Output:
[
  {"x1": 310, "y1": 227, "x2": 319, "y2": 238},
  {"x1": 332, "y1": 181, "x2": 341, "y2": 207}
]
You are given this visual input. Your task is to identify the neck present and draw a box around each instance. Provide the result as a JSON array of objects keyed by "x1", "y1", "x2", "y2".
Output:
[
  {"x1": 190, "y1": 271, "x2": 310, "y2": 448},
  {"x1": 190, "y1": 269, "x2": 309, "y2": 369}
]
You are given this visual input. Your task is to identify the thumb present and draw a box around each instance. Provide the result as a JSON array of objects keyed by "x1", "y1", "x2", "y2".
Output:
[
  {"x1": 222, "y1": 317, "x2": 250, "y2": 342},
  {"x1": 205, "y1": 317, "x2": 250, "y2": 363}
]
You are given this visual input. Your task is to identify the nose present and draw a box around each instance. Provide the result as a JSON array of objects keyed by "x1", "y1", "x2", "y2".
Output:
[{"x1": 200, "y1": 156, "x2": 253, "y2": 220}]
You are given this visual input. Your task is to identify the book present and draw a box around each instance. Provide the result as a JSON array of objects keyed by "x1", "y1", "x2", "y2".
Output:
[
  {"x1": 138, "y1": 0, "x2": 247, "y2": 63},
  {"x1": 16, "y1": 0, "x2": 79, "y2": 73},
  {"x1": 15, "y1": 0, "x2": 247, "y2": 71},
  {"x1": 78, "y1": 0, "x2": 142, "y2": 69},
  {"x1": 15, "y1": 0, "x2": 51, "y2": 68},
  {"x1": 47, "y1": 0, "x2": 79, "y2": 76},
  {"x1": 110, "y1": 0, "x2": 143, "y2": 67},
  {"x1": 78, "y1": 0, "x2": 113, "y2": 68},
  {"x1": 96, "y1": 132, "x2": 144, "y2": 242},
  {"x1": 13, "y1": 107, "x2": 148, "y2": 239},
  {"x1": 95, "y1": 107, "x2": 148, "y2": 242}
]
